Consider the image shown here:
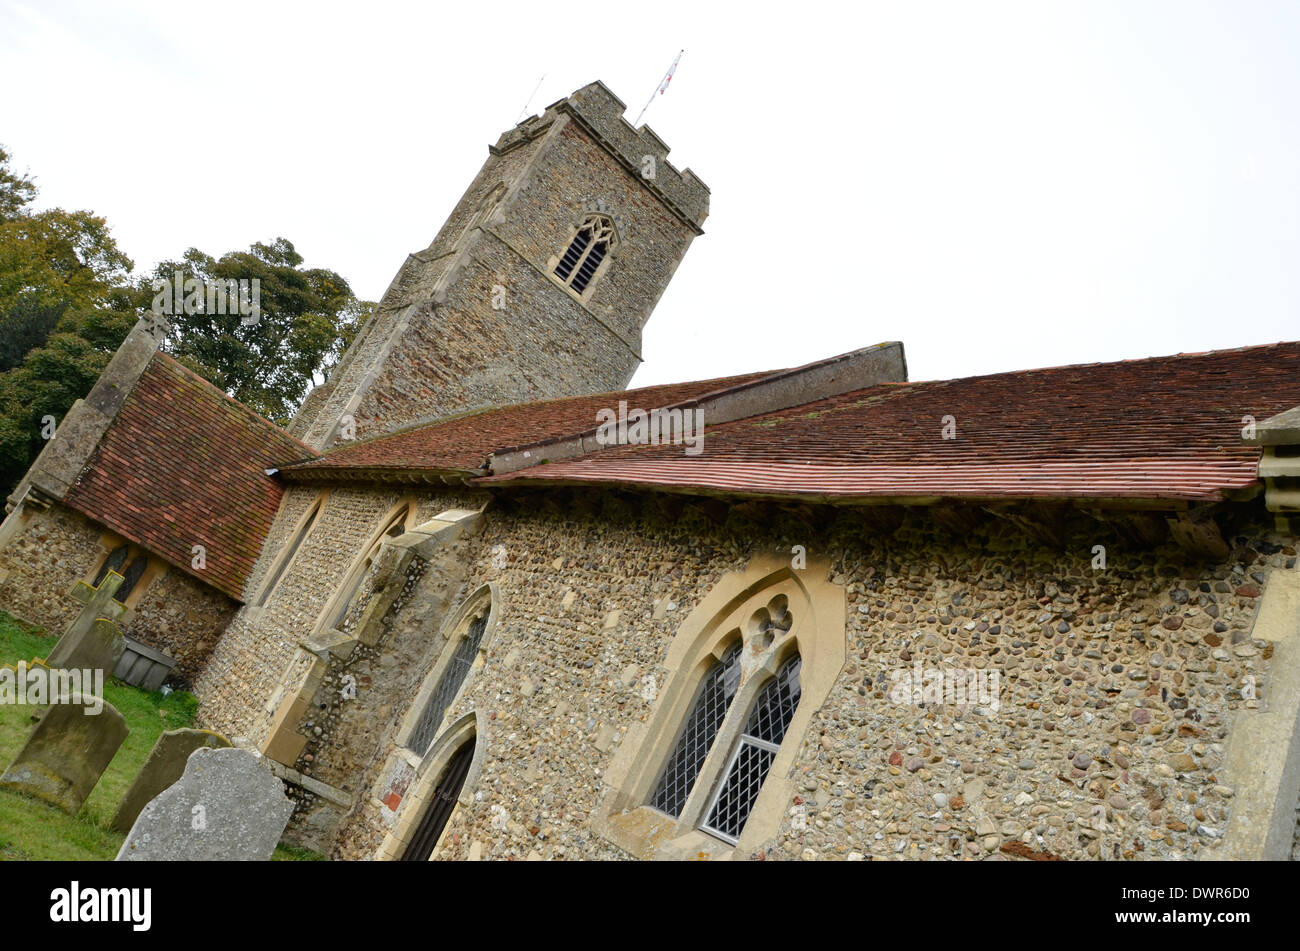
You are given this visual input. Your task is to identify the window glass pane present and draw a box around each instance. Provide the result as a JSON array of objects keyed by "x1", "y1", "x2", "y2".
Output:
[
  {"x1": 744, "y1": 654, "x2": 802, "y2": 746},
  {"x1": 702, "y1": 653, "x2": 802, "y2": 844},
  {"x1": 409, "y1": 611, "x2": 489, "y2": 753},
  {"x1": 649, "y1": 642, "x2": 742, "y2": 818},
  {"x1": 116, "y1": 555, "x2": 149, "y2": 602},
  {"x1": 702, "y1": 742, "x2": 776, "y2": 844},
  {"x1": 93, "y1": 546, "x2": 129, "y2": 587}
]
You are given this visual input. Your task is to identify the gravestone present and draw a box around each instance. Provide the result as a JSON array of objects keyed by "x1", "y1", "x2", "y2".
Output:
[
  {"x1": 46, "y1": 572, "x2": 126, "y2": 674},
  {"x1": 115, "y1": 747, "x2": 294, "y2": 861},
  {"x1": 0, "y1": 690, "x2": 129, "y2": 813},
  {"x1": 110, "y1": 728, "x2": 231, "y2": 833}
]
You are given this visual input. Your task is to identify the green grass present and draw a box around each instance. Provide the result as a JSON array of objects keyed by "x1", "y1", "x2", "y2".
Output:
[{"x1": 0, "y1": 611, "x2": 321, "y2": 861}]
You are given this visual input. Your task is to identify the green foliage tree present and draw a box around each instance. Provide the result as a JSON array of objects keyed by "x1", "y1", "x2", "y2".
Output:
[
  {"x1": 0, "y1": 208, "x2": 134, "y2": 371},
  {"x1": 0, "y1": 145, "x2": 36, "y2": 222},
  {"x1": 0, "y1": 145, "x2": 369, "y2": 499},
  {"x1": 143, "y1": 237, "x2": 367, "y2": 423}
]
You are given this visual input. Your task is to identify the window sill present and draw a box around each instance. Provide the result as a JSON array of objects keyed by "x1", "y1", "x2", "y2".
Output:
[{"x1": 594, "y1": 806, "x2": 736, "y2": 861}]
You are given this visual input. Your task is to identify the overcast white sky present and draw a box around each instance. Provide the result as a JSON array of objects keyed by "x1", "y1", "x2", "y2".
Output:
[{"x1": 2, "y1": 0, "x2": 1297, "y2": 389}]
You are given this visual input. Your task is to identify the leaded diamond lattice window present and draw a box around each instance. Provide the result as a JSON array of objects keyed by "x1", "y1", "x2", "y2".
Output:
[
  {"x1": 701, "y1": 653, "x2": 802, "y2": 845},
  {"x1": 554, "y1": 215, "x2": 615, "y2": 294},
  {"x1": 648, "y1": 642, "x2": 742, "y2": 818},
  {"x1": 409, "y1": 611, "x2": 489, "y2": 754}
]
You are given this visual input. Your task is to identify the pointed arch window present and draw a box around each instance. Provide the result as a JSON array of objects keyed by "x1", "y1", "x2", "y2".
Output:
[
  {"x1": 593, "y1": 557, "x2": 845, "y2": 860},
  {"x1": 554, "y1": 215, "x2": 615, "y2": 294},
  {"x1": 89, "y1": 543, "x2": 149, "y2": 604},
  {"x1": 408, "y1": 603, "x2": 490, "y2": 754},
  {"x1": 649, "y1": 641, "x2": 741, "y2": 818},
  {"x1": 256, "y1": 499, "x2": 321, "y2": 606},
  {"x1": 701, "y1": 653, "x2": 802, "y2": 845},
  {"x1": 329, "y1": 504, "x2": 410, "y2": 631}
]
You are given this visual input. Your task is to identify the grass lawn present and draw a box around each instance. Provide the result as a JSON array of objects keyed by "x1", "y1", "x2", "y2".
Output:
[{"x1": 0, "y1": 611, "x2": 320, "y2": 860}]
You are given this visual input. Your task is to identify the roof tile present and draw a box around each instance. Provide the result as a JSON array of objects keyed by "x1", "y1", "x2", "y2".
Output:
[{"x1": 63, "y1": 354, "x2": 313, "y2": 600}]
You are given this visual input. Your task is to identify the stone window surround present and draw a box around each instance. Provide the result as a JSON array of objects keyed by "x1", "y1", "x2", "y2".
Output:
[
  {"x1": 378, "y1": 711, "x2": 486, "y2": 861},
  {"x1": 395, "y1": 582, "x2": 502, "y2": 765},
  {"x1": 593, "y1": 553, "x2": 846, "y2": 860},
  {"x1": 312, "y1": 497, "x2": 416, "y2": 636},
  {"x1": 84, "y1": 531, "x2": 166, "y2": 616},
  {"x1": 250, "y1": 490, "x2": 329, "y2": 608},
  {"x1": 546, "y1": 210, "x2": 621, "y2": 304}
]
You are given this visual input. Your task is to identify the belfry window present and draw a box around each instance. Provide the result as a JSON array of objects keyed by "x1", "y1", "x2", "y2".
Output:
[
  {"x1": 554, "y1": 215, "x2": 615, "y2": 294},
  {"x1": 702, "y1": 654, "x2": 802, "y2": 845},
  {"x1": 649, "y1": 642, "x2": 742, "y2": 818}
]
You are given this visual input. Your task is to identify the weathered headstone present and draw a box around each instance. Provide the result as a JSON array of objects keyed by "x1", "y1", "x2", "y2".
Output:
[
  {"x1": 46, "y1": 572, "x2": 126, "y2": 673},
  {"x1": 110, "y1": 728, "x2": 231, "y2": 833},
  {"x1": 115, "y1": 747, "x2": 294, "y2": 861},
  {"x1": 0, "y1": 691, "x2": 128, "y2": 813}
]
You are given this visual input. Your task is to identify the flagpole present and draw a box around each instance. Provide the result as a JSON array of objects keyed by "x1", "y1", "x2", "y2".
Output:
[
  {"x1": 517, "y1": 74, "x2": 545, "y2": 123},
  {"x1": 634, "y1": 50, "x2": 684, "y2": 127}
]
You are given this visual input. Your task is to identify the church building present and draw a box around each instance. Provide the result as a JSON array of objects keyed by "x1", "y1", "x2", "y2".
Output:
[{"x1": 3, "y1": 81, "x2": 1300, "y2": 861}]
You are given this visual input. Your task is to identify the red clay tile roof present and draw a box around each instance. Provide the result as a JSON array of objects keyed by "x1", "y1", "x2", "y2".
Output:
[
  {"x1": 480, "y1": 342, "x2": 1300, "y2": 503},
  {"x1": 63, "y1": 354, "x2": 315, "y2": 600},
  {"x1": 279, "y1": 370, "x2": 778, "y2": 478}
]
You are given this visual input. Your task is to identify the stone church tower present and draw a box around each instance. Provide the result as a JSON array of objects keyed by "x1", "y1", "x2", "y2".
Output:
[{"x1": 290, "y1": 82, "x2": 711, "y2": 451}]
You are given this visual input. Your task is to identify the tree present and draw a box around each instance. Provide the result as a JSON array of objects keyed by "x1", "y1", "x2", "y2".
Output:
[
  {"x1": 0, "y1": 321, "x2": 131, "y2": 495},
  {"x1": 0, "y1": 144, "x2": 36, "y2": 222},
  {"x1": 142, "y1": 238, "x2": 366, "y2": 423},
  {"x1": 0, "y1": 208, "x2": 135, "y2": 371},
  {"x1": 0, "y1": 146, "x2": 369, "y2": 499}
]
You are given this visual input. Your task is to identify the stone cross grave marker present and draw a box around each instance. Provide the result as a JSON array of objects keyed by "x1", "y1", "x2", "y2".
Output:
[
  {"x1": 45, "y1": 571, "x2": 126, "y2": 673},
  {"x1": 116, "y1": 747, "x2": 295, "y2": 861},
  {"x1": 0, "y1": 688, "x2": 129, "y2": 813}
]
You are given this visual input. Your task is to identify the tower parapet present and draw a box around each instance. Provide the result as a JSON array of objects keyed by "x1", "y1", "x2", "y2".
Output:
[{"x1": 494, "y1": 81, "x2": 710, "y2": 230}]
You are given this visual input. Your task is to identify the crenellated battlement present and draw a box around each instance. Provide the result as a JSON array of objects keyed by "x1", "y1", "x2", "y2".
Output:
[{"x1": 492, "y1": 81, "x2": 710, "y2": 230}]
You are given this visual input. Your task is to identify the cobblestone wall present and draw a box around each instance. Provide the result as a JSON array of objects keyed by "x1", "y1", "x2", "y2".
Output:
[
  {"x1": 0, "y1": 503, "x2": 103, "y2": 633},
  {"x1": 120, "y1": 566, "x2": 236, "y2": 684},
  {"x1": 0, "y1": 502, "x2": 235, "y2": 682},
  {"x1": 193, "y1": 485, "x2": 473, "y2": 744},
  {"x1": 320, "y1": 491, "x2": 1290, "y2": 861}
]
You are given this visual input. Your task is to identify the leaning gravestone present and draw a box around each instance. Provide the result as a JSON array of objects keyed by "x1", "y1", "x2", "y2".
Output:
[
  {"x1": 0, "y1": 691, "x2": 128, "y2": 813},
  {"x1": 46, "y1": 572, "x2": 127, "y2": 674},
  {"x1": 116, "y1": 747, "x2": 294, "y2": 861},
  {"x1": 110, "y1": 728, "x2": 231, "y2": 833},
  {"x1": 45, "y1": 618, "x2": 123, "y2": 674}
]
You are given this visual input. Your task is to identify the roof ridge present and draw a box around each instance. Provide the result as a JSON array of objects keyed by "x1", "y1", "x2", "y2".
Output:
[
  {"x1": 914, "y1": 339, "x2": 1300, "y2": 389},
  {"x1": 280, "y1": 367, "x2": 786, "y2": 470}
]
